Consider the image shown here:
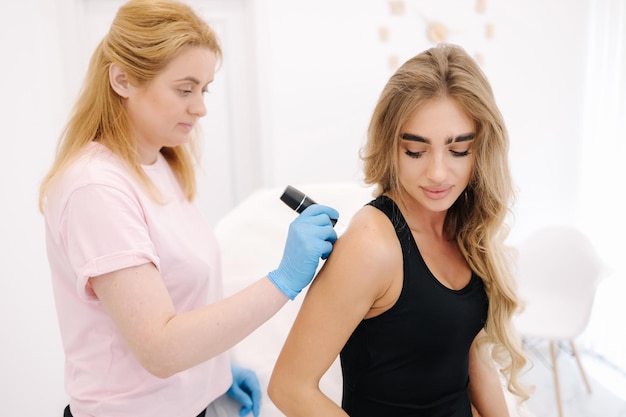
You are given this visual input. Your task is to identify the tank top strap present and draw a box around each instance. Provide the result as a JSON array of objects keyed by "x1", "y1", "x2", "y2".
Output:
[{"x1": 367, "y1": 195, "x2": 413, "y2": 254}]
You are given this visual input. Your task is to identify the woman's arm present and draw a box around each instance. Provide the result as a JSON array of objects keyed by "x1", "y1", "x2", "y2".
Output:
[
  {"x1": 268, "y1": 206, "x2": 401, "y2": 416},
  {"x1": 91, "y1": 265, "x2": 289, "y2": 378},
  {"x1": 89, "y1": 204, "x2": 338, "y2": 379},
  {"x1": 468, "y1": 330, "x2": 510, "y2": 417}
]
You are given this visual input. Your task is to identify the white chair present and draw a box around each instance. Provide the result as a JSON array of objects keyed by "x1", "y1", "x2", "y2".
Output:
[{"x1": 514, "y1": 226, "x2": 606, "y2": 417}]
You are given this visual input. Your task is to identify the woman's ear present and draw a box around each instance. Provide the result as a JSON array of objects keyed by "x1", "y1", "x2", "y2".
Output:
[{"x1": 109, "y1": 63, "x2": 130, "y2": 98}]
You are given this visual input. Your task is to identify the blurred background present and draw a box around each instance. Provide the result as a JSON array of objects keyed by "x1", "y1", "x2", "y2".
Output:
[{"x1": 0, "y1": 0, "x2": 624, "y2": 415}]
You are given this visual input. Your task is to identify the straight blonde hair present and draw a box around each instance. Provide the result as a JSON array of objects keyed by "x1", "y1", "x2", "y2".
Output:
[{"x1": 39, "y1": 0, "x2": 222, "y2": 211}]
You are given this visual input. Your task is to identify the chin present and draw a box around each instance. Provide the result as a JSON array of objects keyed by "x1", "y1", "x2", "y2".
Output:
[
  {"x1": 423, "y1": 199, "x2": 457, "y2": 213},
  {"x1": 168, "y1": 137, "x2": 192, "y2": 148}
]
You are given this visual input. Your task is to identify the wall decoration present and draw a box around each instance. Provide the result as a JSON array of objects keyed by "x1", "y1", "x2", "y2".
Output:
[{"x1": 379, "y1": 0, "x2": 495, "y2": 70}]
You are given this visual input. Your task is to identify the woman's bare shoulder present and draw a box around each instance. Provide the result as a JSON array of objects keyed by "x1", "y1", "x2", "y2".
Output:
[
  {"x1": 324, "y1": 204, "x2": 400, "y2": 283},
  {"x1": 303, "y1": 203, "x2": 402, "y2": 316},
  {"x1": 342, "y1": 203, "x2": 397, "y2": 247}
]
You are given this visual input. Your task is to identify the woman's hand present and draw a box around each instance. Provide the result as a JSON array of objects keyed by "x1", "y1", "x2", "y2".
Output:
[
  {"x1": 268, "y1": 204, "x2": 339, "y2": 299},
  {"x1": 227, "y1": 364, "x2": 261, "y2": 417}
]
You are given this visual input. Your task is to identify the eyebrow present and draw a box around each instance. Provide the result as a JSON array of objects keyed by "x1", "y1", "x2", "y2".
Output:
[
  {"x1": 176, "y1": 76, "x2": 201, "y2": 84},
  {"x1": 400, "y1": 133, "x2": 476, "y2": 144}
]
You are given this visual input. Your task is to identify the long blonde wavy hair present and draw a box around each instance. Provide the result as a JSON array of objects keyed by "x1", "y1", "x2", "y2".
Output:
[
  {"x1": 39, "y1": 0, "x2": 222, "y2": 211},
  {"x1": 361, "y1": 44, "x2": 531, "y2": 400}
]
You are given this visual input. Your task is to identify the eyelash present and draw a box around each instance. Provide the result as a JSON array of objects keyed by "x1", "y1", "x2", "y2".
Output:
[
  {"x1": 404, "y1": 149, "x2": 471, "y2": 159},
  {"x1": 178, "y1": 88, "x2": 210, "y2": 96}
]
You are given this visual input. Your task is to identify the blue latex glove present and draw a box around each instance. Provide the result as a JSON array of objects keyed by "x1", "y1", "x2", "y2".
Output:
[
  {"x1": 268, "y1": 204, "x2": 339, "y2": 300},
  {"x1": 226, "y1": 365, "x2": 261, "y2": 417}
]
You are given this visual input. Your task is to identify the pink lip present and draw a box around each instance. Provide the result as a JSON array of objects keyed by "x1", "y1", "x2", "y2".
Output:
[
  {"x1": 422, "y1": 186, "x2": 452, "y2": 200},
  {"x1": 178, "y1": 123, "x2": 194, "y2": 132}
]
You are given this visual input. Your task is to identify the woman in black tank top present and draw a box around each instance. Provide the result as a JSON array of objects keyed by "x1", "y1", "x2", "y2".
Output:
[{"x1": 269, "y1": 44, "x2": 531, "y2": 417}]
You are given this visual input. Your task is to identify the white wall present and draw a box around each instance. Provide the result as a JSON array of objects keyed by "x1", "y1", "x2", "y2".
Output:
[
  {"x1": 251, "y1": 0, "x2": 591, "y2": 244},
  {"x1": 0, "y1": 0, "x2": 72, "y2": 413},
  {"x1": 0, "y1": 0, "x2": 611, "y2": 415}
]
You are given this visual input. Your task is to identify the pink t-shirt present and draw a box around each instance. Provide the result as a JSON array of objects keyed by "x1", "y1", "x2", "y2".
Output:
[{"x1": 44, "y1": 142, "x2": 231, "y2": 417}]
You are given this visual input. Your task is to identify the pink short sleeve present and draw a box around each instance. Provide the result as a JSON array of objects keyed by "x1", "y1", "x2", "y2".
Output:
[{"x1": 61, "y1": 183, "x2": 160, "y2": 301}]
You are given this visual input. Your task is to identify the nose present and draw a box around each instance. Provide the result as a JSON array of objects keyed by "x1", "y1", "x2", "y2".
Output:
[
  {"x1": 426, "y1": 152, "x2": 447, "y2": 183},
  {"x1": 189, "y1": 93, "x2": 207, "y2": 117}
]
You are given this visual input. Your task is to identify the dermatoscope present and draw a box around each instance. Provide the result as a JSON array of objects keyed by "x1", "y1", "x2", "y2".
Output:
[{"x1": 279, "y1": 185, "x2": 338, "y2": 227}]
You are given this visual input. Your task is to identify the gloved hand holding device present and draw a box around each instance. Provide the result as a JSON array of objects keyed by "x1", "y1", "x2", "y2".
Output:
[{"x1": 268, "y1": 194, "x2": 339, "y2": 300}]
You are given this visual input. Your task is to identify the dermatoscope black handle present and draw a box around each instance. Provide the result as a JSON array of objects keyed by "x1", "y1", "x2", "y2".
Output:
[{"x1": 279, "y1": 185, "x2": 337, "y2": 226}]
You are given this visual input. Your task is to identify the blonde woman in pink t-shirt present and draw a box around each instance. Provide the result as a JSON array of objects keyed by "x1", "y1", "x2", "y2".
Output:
[{"x1": 38, "y1": 1, "x2": 338, "y2": 417}]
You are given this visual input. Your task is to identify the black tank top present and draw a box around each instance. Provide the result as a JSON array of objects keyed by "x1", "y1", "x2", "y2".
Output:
[{"x1": 340, "y1": 196, "x2": 488, "y2": 417}]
